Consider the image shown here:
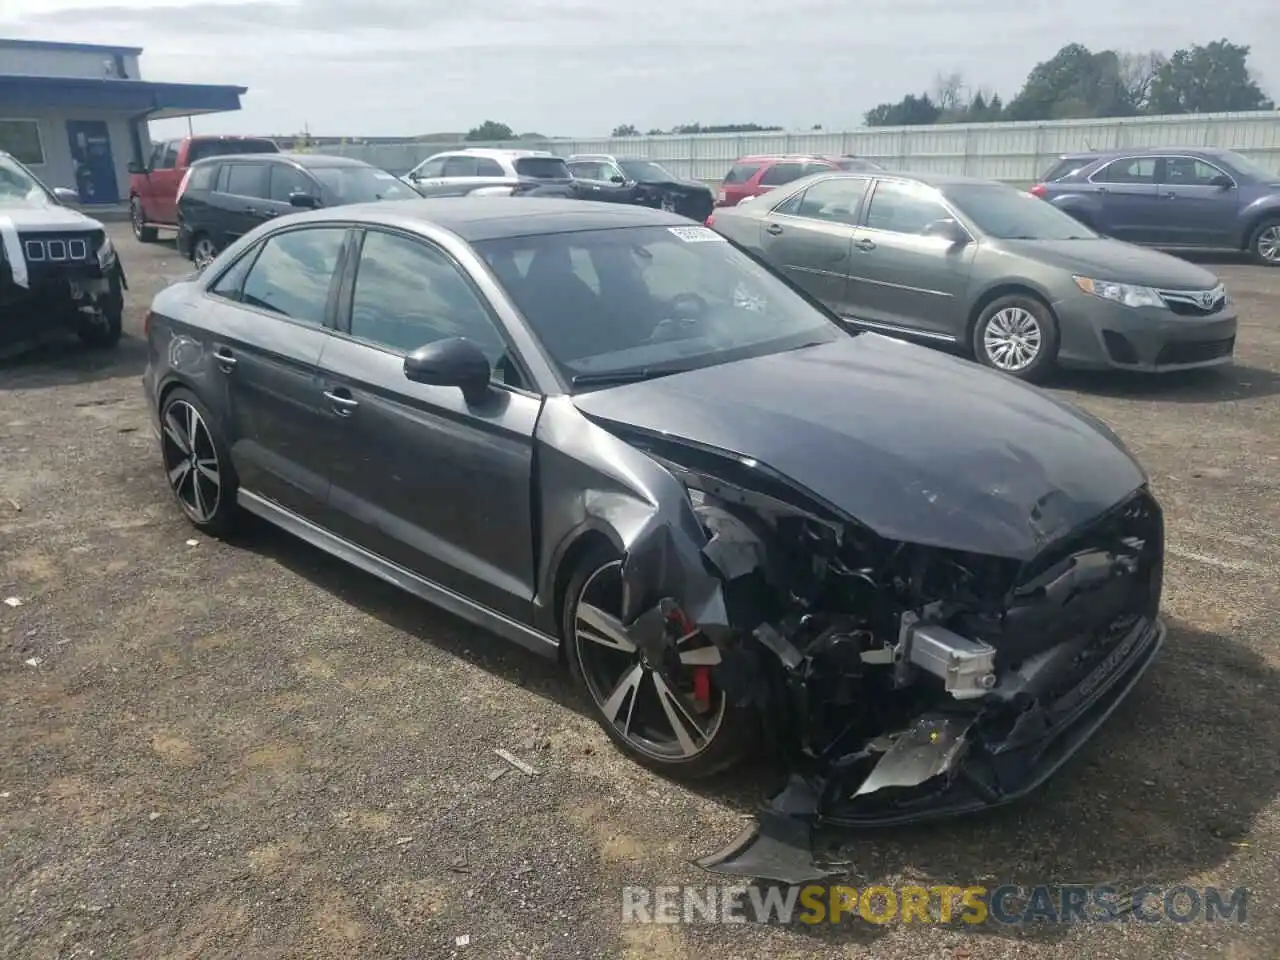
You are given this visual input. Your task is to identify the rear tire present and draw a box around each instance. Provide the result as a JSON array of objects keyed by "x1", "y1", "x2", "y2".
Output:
[
  {"x1": 191, "y1": 233, "x2": 220, "y2": 270},
  {"x1": 561, "y1": 543, "x2": 753, "y2": 780},
  {"x1": 158, "y1": 387, "x2": 240, "y2": 537},
  {"x1": 1247, "y1": 217, "x2": 1280, "y2": 267},
  {"x1": 131, "y1": 197, "x2": 158, "y2": 243},
  {"x1": 972, "y1": 294, "x2": 1059, "y2": 383}
]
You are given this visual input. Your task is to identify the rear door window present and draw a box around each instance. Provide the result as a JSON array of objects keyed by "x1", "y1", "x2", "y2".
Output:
[
  {"x1": 239, "y1": 227, "x2": 348, "y2": 326},
  {"x1": 864, "y1": 180, "x2": 953, "y2": 235},
  {"x1": 759, "y1": 162, "x2": 807, "y2": 186},
  {"x1": 794, "y1": 177, "x2": 871, "y2": 224},
  {"x1": 1093, "y1": 157, "x2": 1158, "y2": 184},
  {"x1": 475, "y1": 157, "x2": 505, "y2": 176},
  {"x1": 722, "y1": 162, "x2": 763, "y2": 184},
  {"x1": 222, "y1": 162, "x2": 270, "y2": 198},
  {"x1": 514, "y1": 156, "x2": 570, "y2": 179}
]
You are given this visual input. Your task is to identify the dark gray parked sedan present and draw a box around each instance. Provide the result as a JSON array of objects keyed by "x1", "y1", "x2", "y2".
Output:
[
  {"x1": 1030, "y1": 147, "x2": 1280, "y2": 266},
  {"x1": 142, "y1": 198, "x2": 1166, "y2": 881},
  {"x1": 709, "y1": 171, "x2": 1237, "y2": 381}
]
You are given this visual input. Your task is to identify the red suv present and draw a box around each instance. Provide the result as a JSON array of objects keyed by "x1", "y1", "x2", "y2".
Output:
[
  {"x1": 128, "y1": 135, "x2": 278, "y2": 242},
  {"x1": 715, "y1": 154, "x2": 884, "y2": 208}
]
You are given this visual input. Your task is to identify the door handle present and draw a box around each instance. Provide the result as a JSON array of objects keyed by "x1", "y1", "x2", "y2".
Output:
[
  {"x1": 323, "y1": 389, "x2": 359, "y2": 415},
  {"x1": 854, "y1": 238, "x2": 876, "y2": 251},
  {"x1": 765, "y1": 223, "x2": 784, "y2": 235},
  {"x1": 1163, "y1": 191, "x2": 1177, "y2": 199},
  {"x1": 212, "y1": 347, "x2": 237, "y2": 371},
  {"x1": 244, "y1": 206, "x2": 257, "y2": 214}
]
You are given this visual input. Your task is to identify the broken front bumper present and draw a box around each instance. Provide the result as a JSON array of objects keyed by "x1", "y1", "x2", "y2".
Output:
[{"x1": 699, "y1": 615, "x2": 1165, "y2": 883}]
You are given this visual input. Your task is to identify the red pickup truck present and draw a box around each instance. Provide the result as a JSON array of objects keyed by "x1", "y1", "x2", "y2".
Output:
[{"x1": 128, "y1": 135, "x2": 278, "y2": 241}]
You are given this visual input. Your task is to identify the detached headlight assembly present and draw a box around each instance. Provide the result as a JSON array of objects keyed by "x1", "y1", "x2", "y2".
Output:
[
  {"x1": 1074, "y1": 275, "x2": 1164, "y2": 309},
  {"x1": 96, "y1": 235, "x2": 117, "y2": 270}
]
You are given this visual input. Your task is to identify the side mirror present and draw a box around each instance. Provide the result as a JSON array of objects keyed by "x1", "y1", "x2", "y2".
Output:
[
  {"x1": 52, "y1": 187, "x2": 79, "y2": 204},
  {"x1": 926, "y1": 217, "x2": 969, "y2": 245},
  {"x1": 1210, "y1": 174, "x2": 1234, "y2": 189},
  {"x1": 403, "y1": 337, "x2": 492, "y2": 404},
  {"x1": 289, "y1": 192, "x2": 321, "y2": 209},
  {"x1": 610, "y1": 175, "x2": 625, "y2": 184},
  {"x1": 127, "y1": 161, "x2": 148, "y2": 175}
]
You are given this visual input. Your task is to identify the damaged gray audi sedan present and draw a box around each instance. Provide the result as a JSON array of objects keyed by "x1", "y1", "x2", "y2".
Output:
[{"x1": 142, "y1": 198, "x2": 1165, "y2": 882}]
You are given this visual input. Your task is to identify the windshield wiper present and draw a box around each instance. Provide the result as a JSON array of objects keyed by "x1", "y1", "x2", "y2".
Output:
[{"x1": 570, "y1": 367, "x2": 685, "y2": 388}]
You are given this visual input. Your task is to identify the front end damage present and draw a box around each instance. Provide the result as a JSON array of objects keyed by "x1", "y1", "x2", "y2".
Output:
[{"x1": 612, "y1": 434, "x2": 1165, "y2": 884}]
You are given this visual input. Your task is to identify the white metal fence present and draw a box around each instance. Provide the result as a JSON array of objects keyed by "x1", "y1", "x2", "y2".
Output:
[{"x1": 319, "y1": 110, "x2": 1280, "y2": 184}]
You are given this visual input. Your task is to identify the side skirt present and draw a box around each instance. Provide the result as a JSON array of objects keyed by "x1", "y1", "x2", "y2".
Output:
[{"x1": 237, "y1": 489, "x2": 561, "y2": 659}]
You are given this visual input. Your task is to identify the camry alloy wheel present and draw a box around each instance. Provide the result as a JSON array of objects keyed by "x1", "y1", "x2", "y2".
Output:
[
  {"x1": 193, "y1": 237, "x2": 218, "y2": 270},
  {"x1": 574, "y1": 561, "x2": 727, "y2": 762},
  {"x1": 983, "y1": 306, "x2": 1043, "y2": 372},
  {"x1": 161, "y1": 400, "x2": 222, "y2": 523},
  {"x1": 1257, "y1": 225, "x2": 1280, "y2": 264}
]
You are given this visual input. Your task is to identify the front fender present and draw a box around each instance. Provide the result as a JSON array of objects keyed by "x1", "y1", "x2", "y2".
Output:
[
  {"x1": 533, "y1": 396, "x2": 727, "y2": 637},
  {"x1": 1239, "y1": 196, "x2": 1280, "y2": 247}
]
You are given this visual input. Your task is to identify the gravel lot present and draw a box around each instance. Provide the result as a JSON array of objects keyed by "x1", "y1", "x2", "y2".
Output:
[{"x1": 2, "y1": 224, "x2": 1278, "y2": 959}]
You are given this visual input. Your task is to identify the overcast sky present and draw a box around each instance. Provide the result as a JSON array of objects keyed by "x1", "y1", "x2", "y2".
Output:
[{"x1": 3, "y1": 0, "x2": 1278, "y2": 139}]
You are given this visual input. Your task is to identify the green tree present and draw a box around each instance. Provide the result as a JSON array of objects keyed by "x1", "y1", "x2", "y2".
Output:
[
  {"x1": 464, "y1": 120, "x2": 514, "y2": 142},
  {"x1": 1149, "y1": 40, "x2": 1275, "y2": 113},
  {"x1": 863, "y1": 93, "x2": 941, "y2": 126},
  {"x1": 611, "y1": 124, "x2": 639, "y2": 136},
  {"x1": 1004, "y1": 43, "x2": 1139, "y2": 121}
]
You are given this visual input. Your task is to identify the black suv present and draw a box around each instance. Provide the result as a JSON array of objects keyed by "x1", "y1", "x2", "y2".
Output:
[{"x1": 176, "y1": 153, "x2": 420, "y2": 268}]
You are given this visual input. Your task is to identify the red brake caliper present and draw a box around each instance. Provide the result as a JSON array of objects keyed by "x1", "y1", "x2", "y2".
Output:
[{"x1": 666, "y1": 605, "x2": 712, "y2": 708}]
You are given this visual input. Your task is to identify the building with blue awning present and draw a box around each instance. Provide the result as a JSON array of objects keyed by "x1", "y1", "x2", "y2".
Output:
[{"x1": 0, "y1": 38, "x2": 247, "y2": 205}]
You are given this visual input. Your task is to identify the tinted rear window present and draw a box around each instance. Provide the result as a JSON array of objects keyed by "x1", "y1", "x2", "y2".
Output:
[
  {"x1": 514, "y1": 157, "x2": 570, "y2": 179},
  {"x1": 723, "y1": 162, "x2": 763, "y2": 184},
  {"x1": 1040, "y1": 157, "x2": 1092, "y2": 182},
  {"x1": 188, "y1": 164, "x2": 218, "y2": 191},
  {"x1": 188, "y1": 139, "x2": 278, "y2": 163}
]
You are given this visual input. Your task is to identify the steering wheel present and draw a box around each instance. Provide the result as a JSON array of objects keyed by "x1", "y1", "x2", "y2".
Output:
[{"x1": 669, "y1": 292, "x2": 709, "y2": 319}]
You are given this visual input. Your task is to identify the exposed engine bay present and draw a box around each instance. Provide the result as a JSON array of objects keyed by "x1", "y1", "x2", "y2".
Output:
[{"x1": 616, "y1": 436, "x2": 1166, "y2": 883}]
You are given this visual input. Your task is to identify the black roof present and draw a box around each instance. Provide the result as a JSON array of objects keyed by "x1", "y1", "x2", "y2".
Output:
[
  {"x1": 295, "y1": 197, "x2": 691, "y2": 241},
  {"x1": 189, "y1": 152, "x2": 372, "y2": 168}
]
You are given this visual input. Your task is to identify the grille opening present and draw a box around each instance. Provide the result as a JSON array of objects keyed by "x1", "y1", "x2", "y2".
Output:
[{"x1": 1155, "y1": 337, "x2": 1235, "y2": 366}]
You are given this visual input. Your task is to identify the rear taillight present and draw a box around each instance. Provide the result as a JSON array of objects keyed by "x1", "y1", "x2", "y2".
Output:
[
  {"x1": 175, "y1": 168, "x2": 193, "y2": 204},
  {"x1": 1029, "y1": 183, "x2": 1048, "y2": 198},
  {"x1": 143, "y1": 310, "x2": 154, "y2": 338},
  {"x1": 704, "y1": 214, "x2": 715, "y2": 228}
]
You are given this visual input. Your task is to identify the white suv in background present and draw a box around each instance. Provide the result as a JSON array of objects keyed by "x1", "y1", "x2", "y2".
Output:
[{"x1": 401, "y1": 148, "x2": 572, "y2": 190}]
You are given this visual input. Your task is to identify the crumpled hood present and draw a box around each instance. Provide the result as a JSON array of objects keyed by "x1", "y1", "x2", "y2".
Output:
[
  {"x1": 571, "y1": 334, "x2": 1147, "y2": 560},
  {"x1": 998, "y1": 237, "x2": 1220, "y2": 290},
  {"x1": 639, "y1": 177, "x2": 713, "y2": 195},
  {"x1": 0, "y1": 203, "x2": 103, "y2": 232}
]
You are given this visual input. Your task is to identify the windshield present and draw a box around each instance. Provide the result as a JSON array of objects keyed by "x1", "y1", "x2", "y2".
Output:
[
  {"x1": 619, "y1": 160, "x2": 674, "y2": 182},
  {"x1": 1219, "y1": 151, "x2": 1279, "y2": 182},
  {"x1": 514, "y1": 156, "x2": 570, "y2": 180},
  {"x1": 310, "y1": 166, "x2": 419, "y2": 202},
  {"x1": 944, "y1": 183, "x2": 1098, "y2": 240},
  {"x1": 0, "y1": 154, "x2": 55, "y2": 206},
  {"x1": 473, "y1": 225, "x2": 843, "y2": 388}
]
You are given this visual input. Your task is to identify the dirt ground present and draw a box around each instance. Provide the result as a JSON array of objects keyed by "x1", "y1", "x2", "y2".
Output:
[{"x1": 2, "y1": 225, "x2": 1278, "y2": 960}]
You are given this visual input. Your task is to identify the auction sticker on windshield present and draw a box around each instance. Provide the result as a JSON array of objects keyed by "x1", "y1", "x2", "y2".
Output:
[{"x1": 668, "y1": 226, "x2": 725, "y2": 242}]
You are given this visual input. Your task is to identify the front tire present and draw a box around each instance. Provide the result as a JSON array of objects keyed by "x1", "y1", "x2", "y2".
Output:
[
  {"x1": 1247, "y1": 217, "x2": 1280, "y2": 267},
  {"x1": 159, "y1": 387, "x2": 239, "y2": 537},
  {"x1": 191, "y1": 234, "x2": 220, "y2": 270},
  {"x1": 972, "y1": 294, "x2": 1059, "y2": 382},
  {"x1": 562, "y1": 545, "x2": 752, "y2": 780},
  {"x1": 131, "y1": 197, "x2": 158, "y2": 242},
  {"x1": 77, "y1": 304, "x2": 122, "y2": 349}
]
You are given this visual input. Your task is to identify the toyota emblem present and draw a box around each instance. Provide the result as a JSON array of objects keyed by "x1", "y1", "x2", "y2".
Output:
[{"x1": 1200, "y1": 292, "x2": 1214, "y2": 308}]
